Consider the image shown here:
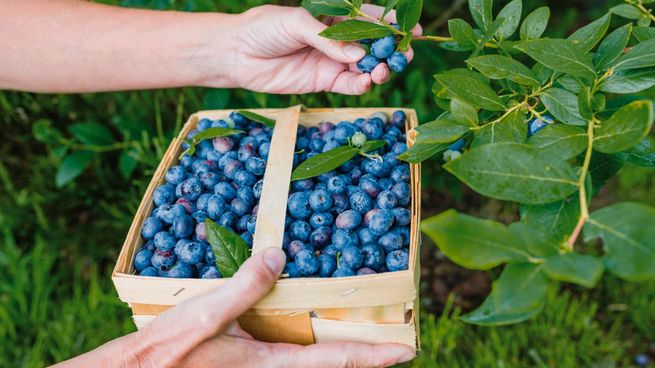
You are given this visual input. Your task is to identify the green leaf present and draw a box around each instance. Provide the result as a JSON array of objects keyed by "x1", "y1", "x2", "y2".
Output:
[
  {"x1": 450, "y1": 99, "x2": 479, "y2": 127},
  {"x1": 55, "y1": 151, "x2": 94, "y2": 188},
  {"x1": 594, "y1": 23, "x2": 632, "y2": 69},
  {"x1": 600, "y1": 67, "x2": 655, "y2": 94},
  {"x1": 397, "y1": 142, "x2": 450, "y2": 163},
  {"x1": 383, "y1": 0, "x2": 399, "y2": 18},
  {"x1": 520, "y1": 6, "x2": 550, "y2": 41},
  {"x1": 33, "y1": 119, "x2": 62, "y2": 143},
  {"x1": 594, "y1": 100, "x2": 654, "y2": 153},
  {"x1": 466, "y1": 55, "x2": 539, "y2": 86},
  {"x1": 495, "y1": 0, "x2": 522, "y2": 40},
  {"x1": 421, "y1": 209, "x2": 529, "y2": 270},
  {"x1": 237, "y1": 110, "x2": 276, "y2": 128},
  {"x1": 508, "y1": 222, "x2": 559, "y2": 257},
  {"x1": 433, "y1": 73, "x2": 505, "y2": 111},
  {"x1": 633, "y1": 26, "x2": 655, "y2": 42},
  {"x1": 567, "y1": 13, "x2": 611, "y2": 53},
  {"x1": 291, "y1": 146, "x2": 358, "y2": 181},
  {"x1": 444, "y1": 143, "x2": 579, "y2": 204},
  {"x1": 461, "y1": 263, "x2": 549, "y2": 326},
  {"x1": 206, "y1": 220, "x2": 249, "y2": 278},
  {"x1": 471, "y1": 109, "x2": 526, "y2": 147},
  {"x1": 68, "y1": 122, "x2": 115, "y2": 146},
  {"x1": 612, "y1": 38, "x2": 655, "y2": 71},
  {"x1": 527, "y1": 124, "x2": 588, "y2": 159},
  {"x1": 615, "y1": 137, "x2": 655, "y2": 167},
  {"x1": 520, "y1": 197, "x2": 581, "y2": 243},
  {"x1": 320, "y1": 20, "x2": 394, "y2": 41},
  {"x1": 638, "y1": 16, "x2": 652, "y2": 27},
  {"x1": 610, "y1": 4, "x2": 642, "y2": 20},
  {"x1": 556, "y1": 75, "x2": 583, "y2": 93},
  {"x1": 448, "y1": 19, "x2": 478, "y2": 50},
  {"x1": 543, "y1": 253, "x2": 604, "y2": 287},
  {"x1": 515, "y1": 39, "x2": 595, "y2": 79},
  {"x1": 416, "y1": 117, "x2": 471, "y2": 144},
  {"x1": 397, "y1": 33, "x2": 413, "y2": 52},
  {"x1": 584, "y1": 202, "x2": 655, "y2": 281},
  {"x1": 578, "y1": 86, "x2": 594, "y2": 121},
  {"x1": 588, "y1": 151, "x2": 624, "y2": 195},
  {"x1": 468, "y1": 0, "x2": 493, "y2": 32},
  {"x1": 118, "y1": 150, "x2": 139, "y2": 180},
  {"x1": 358, "y1": 139, "x2": 387, "y2": 152},
  {"x1": 540, "y1": 87, "x2": 587, "y2": 126},
  {"x1": 301, "y1": 0, "x2": 352, "y2": 16},
  {"x1": 179, "y1": 128, "x2": 243, "y2": 159},
  {"x1": 396, "y1": 0, "x2": 422, "y2": 33}
]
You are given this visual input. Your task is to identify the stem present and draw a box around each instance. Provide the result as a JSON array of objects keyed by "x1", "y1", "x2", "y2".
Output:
[
  {"x1": 470, "y1": 100, "x2": 527, "y2": 131},
  {"x1": 565, "y1": 119, "x2": 595, "y2": 251},
  {"x1": 414, "y1": 35, "x2": 453, "y2": 42},
  {"x1": 355, "y1": 10, "x2": 405, "y2": 36},
  {"x1": 636, "y1": 2, "x2": 655, "y2": 22}
]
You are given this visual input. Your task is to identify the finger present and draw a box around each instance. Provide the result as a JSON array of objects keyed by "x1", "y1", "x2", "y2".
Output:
[
  {"x1": 276, "y1": 341, "x2": 416, "y2": 368},
  {"x1": 370, "y1": 63, "x2": 391, "y2": 85},
  {"x1": 329, "y1": 72, "x2": 372, "y2": 95},
  {"x1": 404, "y1": 47, "x2": 415, "y2": 63},
  {"x1": 292, "y1": 8, "x2": 366, "y2": 64}
]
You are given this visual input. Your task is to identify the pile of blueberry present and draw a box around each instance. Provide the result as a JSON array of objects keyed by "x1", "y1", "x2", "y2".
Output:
[
  {"x1": 357, "y1": 25, "x2": 408, "y2": 74},
  {"x1": 282, "y1": 110, "x2": 412, "y2": 278},
  {"x1": 134, "y1": 111, "x2": 272, "y2": 278}
]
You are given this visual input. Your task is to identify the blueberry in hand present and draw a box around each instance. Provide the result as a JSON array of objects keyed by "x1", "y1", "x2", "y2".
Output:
[
  {"x1": 386, "y1": 51, "x2": 408, "y2": 73},
  {"x1": 357, "y1": 54, "x2": 382, "y2": 73},
  {"x1": 371, "y1": 36, "x2": 396, "y2": 59}
]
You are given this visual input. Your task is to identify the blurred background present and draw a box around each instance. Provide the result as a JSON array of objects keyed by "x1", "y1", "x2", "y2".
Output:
[{"x1": 1, "y1": 0, "x2": 654, "y2": 366}]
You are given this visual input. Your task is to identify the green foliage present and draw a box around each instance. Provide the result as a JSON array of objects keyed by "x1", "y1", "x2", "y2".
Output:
[
  {"x1": 179, "y1": 127, "x2": 243, "y2": 159},
  {"x1": 290, "y1": 140, "x2": 386, "y2": 180},
  {"x1": 309, "y1": 0, "x2": 655, "y2": 325},
  {"x1": 206, "y1": 220, "x2": 250, "y2": 277}
]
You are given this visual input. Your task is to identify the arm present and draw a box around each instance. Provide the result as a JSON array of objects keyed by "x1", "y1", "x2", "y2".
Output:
[{"x1": 52, "y1": 248, "x2": 415, "y2": 368}]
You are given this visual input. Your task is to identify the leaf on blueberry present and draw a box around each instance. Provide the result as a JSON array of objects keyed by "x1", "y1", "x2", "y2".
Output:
[
  {"x1": 237, "y1": 110, "x2": 276, "y2": 128},
  {"x1": 206, "y1": 219, "x2": 249, "y2": 278}
]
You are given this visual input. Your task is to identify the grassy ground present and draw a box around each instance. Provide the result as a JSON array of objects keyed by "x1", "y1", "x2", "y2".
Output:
[{"x1": 1, "y1": 0, "x2": 654, "y2": 367}]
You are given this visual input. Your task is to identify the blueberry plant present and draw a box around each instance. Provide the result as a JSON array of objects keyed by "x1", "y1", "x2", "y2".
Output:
[{"x1": 304, "y1": 0, "x2": 655, "y2": 325}]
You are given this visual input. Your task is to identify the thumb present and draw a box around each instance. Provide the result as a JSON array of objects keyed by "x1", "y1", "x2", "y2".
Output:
[{"x1": 291, "y1": 8, "x2": 366, "y2": 63}]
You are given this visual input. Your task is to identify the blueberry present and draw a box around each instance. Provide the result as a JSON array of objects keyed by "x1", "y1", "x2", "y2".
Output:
[
  {"x1": 363, "y1": 159, "x2": 391, "y2": 177},
  {"x1": 195, "y1": 222, "x2": 207, "y2": 241},
  {"x1": 310, "y1": 212, "x2": 334, "y2": 229},
  {"x1": 332, "y1": 193, "x2": 349, "y2": 214},
  {"x1": 338, "y1": 245, "x2": 363, "y2": 270},
  {"x1": 191, "y1": 210, "x2": 208, "y2": 224},
  {"x1": 143, "y1": 240, "x2": 156, "y2": 252},
  {"x1": 253, "y1": 179, "x2": 264, "y2": 199},
  {"x1": 359, "y1": 179, "x2": 382, "y2": 197},
  {"x1": 335, "y1": 210, "x2": 362, "y2": 230},
  {"x1": 358, "y1": 227, "x2": 379, "y2": 244},
  {"x1": 141, "y1": 217, "x2": 162, "y2": 240},
  {"x1": 378, "y1": 231, "x2": 403, "y2": 253},
  {"x1": 211, "y1": 119, "x2": 232, "y2": 129},
  {"x1": 218, "y1": 151, "x2": 238, "y2": 169},
  {"x1": 139, "y1": 267, "x2": 159, "y2": 277},
  {"x1": 236, "y1": 186, "x2": 255, "y2": 206},
  {"x1": 288, "y1": 191, "x2": 312, "y2": 220},
  {"x1": 229, "y1": 111, "x2": 248, "y2": 126},
  {"x1": 317, "y1": 170, "x2": 337, "y2": 183},
  {"x1": 391, "y1": 226, "x2": 411, "y2": 246},
  {"x1": 332, "y1": 228, "x2": 359, "y2": 248},
  {"x1": 318, "y1": 121, "x2": 335, "y2": 134},
  {"x1": 160, "y1": 262, "x2": 193, "y2": 278},
  {"x1": 241, "y1": 136, "x2": 259, "y2": 150},
  {"x1": 212, "y1": 136, "x2": 235, "y2": 153},
  {"x1": 196, "y1": 193, "x2": 212, "y2": 212},
  {"x1": 205, "y1": 248, "x2": 216, "y2": 264},
  {"x1": 386, "y1": 51, "x2": 408, "y2": 72},
  {"x1": 206, "y1": 195, "x2": 226, "y2": 220},
  {"x1": 231, "y1": 198, "x2": 251, "y2": 217},
  {"x1": 309, "y1": 226, "x2": 332, "y2": 249},
  {"x1": 357, "y1": 54, "x2": 381, "y2": 73},
  {"x1": 157, "y1": 204, "x2": 186, "y2": 225},
  {"x1": 360, "y1": 243, "x2": 385, "y2": 271},
  {"x1": 448, "y1": 138, "x2": 466, "y2": 152},
  {"x1": 289, "y1": 240, "x2": 313, "y2": 259},
  {"x1": 175, "y1": 198, "x2": 195, "y2": 215},
  {"x1": 172, "y1": 215, "x2": 194, "y2": 238},
  {"x1": 308, "y1": 189, "x2": 333, "y2": 212},
  {"x1": 357, "y1": 267, "x2": 377, "y2": 275},
  {"x1": 391, "y1": 165, "x2": 410, "y2": 184},
  {"x1": 378, "y1": 177, "x2": 394, "y2": 190},
  {"x1": 334, "y1": 122, "x2": 357, "y2": 144},
  {"x1": 376, "y1": 190, "x2": 398, "y2": 209},
  {"x1": 234, "y1": 170, "x2": 257, "y2": 187},
  {"x1": 214, "y1": 182, "x2": 237, "y2": 201},
  {"x1": 349, "y1": 190, "x2": 374, "y2": 213},
  {"x1": 284, "y1": 262, "x2": 301, "y2": 278},
  {"x1": 362, "y1": 117, "x2": 385, "y2": 140},
  {"x1": 314, "y1": 182, "x2": 327, "y2": 190},
  {"x1": 317, "y1": 254, "x2": 337, "y2": 277},
  {"x1": 528, "y1": 116, "x2": 554, "y2": 136},
  {"x1": 391, "y1": 182, "x2": 411, "y2": 207},
  {"x1": 322, "y1": 140, "x2": 341, "y2": 153},
  {"x1": 386, "y1": 249, "x2": 409, "y2": 271},
  {"x1": 223, "y1": 159, "x2": 244, "y2": 179},
  {"x1": 153, "y1": 184, "x2": 176, "y2": 206},
  {"x1": 179, "y1": 155, "x2": 194, "y2": 169},
  {"x1": 366, "y1": 209, "x2": 395, "y2": 236},
  {"x1": 635, "y1": 354, "x2": 649, "y2": 367},
  {"x1": 199, "y1": 265, "x2": 222, "y2": 279},
  {"x1": 332, "y1": 267, "x2": 355, "y2": 277},
  {"x1": 350, "y1": 167, "x2": 363, "y2": 183},
  {"x1": 327, "y1": 175, "x2": 348, "y2": 194},
  {"x1": 309, "y1": 138, "x2": 325, "y2": 152},
  {"x1": 176, "y1": 178, "x2": 203, "y2": 201},
  {"x1": 245, "y1": 157, "x2": 266, "y2": 176},
  {"x1": 323, "y1": 244, "x2": 340, "y2": 258},
  {"x1": 240, "y1": 231, "x2": 253, "y2": 246},
  {"x1": 165, "y1": 166, "x2": 187, "y2": 185},
  {"x1": 134, "y1": 248, "x2": 154, "y2": 271},
  {"x1": 289, "y1": 220, "x2": 312, "y2": 242},
  {"x1": 371, "y1": 36, "x2": 395, "y2": 59},
  {"x1": 218, "y1": 211, "x2": 237, "y2": 229},
  {"x1": 151, "y1": 249, "x2": 176, "y2": 271},
  {"x1": 391, "y1": 110, "x2": 406, "y2": 128},
  {"x1": 198, "y1": 172, "x2": 220, "y2": 190},
  {"x1": 197, "y1": 118, "x2": 212, "y2": 131},
  {"x1": 154, "y1": 231, "x2": 176, "y2": 251},
  {"x1": 295, "y1": 250, "x2": 319, "y2": 276},
  {"x1": 370, "y1": 112, "x2": 388, "y2": 124},
  {"x1": 174, "y1": 240, "x2": 205, "y2": 264},
  {"x1": 391, "y1": 142, "x2": 407, "y2": 155},
  {"x1": 292, "y1": 179, "x2": 315, "y2": 192},
  {"x1": 258, "y1": 142, "x2": 270, "y2": 160}
]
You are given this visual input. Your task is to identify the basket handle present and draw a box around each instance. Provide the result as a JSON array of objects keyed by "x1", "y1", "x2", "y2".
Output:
[{"x1": 251, "y1": 105, "x2": 302, "y2": 254}]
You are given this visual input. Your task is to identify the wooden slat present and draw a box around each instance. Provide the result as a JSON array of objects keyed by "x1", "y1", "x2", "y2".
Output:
[
  {"x1": 252, "y1": 105, "x2": 302, "y2": 254},
  {"x1": 314, "y1": 303, "x2": 407, "y2": 324},
  {"x1": 311, "y1": 315, "x2": 416, "y2": 347}
]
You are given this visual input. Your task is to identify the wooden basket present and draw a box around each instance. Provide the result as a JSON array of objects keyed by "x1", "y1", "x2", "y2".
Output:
[{"x1": 112, "y1": 106, "x2": 422, "y2": 349}]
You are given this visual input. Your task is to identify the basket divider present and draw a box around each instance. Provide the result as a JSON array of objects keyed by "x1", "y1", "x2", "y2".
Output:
[{"x1": 252, "y1": 105, "x2": 302, "y2": 254}]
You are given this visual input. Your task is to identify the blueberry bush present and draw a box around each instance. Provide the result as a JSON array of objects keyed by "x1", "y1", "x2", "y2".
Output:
[{"x1": 304, "y1": 0, "x2": 655, "y2": 325}]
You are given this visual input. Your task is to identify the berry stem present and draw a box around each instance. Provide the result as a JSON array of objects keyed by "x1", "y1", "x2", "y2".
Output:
[
  {"x1": 566, "y1": 119, "x2": 595, "y2": 251},
  {"x1": 355, "y1": 9, "x2": 405, "y2": 36},
  {"x1": 635, "y1": 1, "x2": 655, "y2": 22}
]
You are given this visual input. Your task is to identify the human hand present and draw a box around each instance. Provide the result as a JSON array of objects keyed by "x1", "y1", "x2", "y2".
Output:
[
  {"x1": 223, "y1": 4, "x2": 423, "y2": 95},
  {"x1": 56, "y1": 248, "x2": 415, "y2": 367}
]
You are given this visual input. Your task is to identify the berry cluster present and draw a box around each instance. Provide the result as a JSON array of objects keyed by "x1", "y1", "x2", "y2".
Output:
[
  {"x1": 134, "y1": 112, "x2": 271, "y2": 278},
  {"x1": 283, "y1": 110, "x2": 412, "y2": 278},
  {"x1": 356, "y1": 26, "x2": 408, "y2": 74}
]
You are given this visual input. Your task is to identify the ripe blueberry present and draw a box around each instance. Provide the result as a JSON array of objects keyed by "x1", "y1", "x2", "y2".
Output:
[
  {"x1": 153, "y1": 184, "x2": 176, "y2": 206},
  {"x1": 295, "y1": 250, "x2": 319, "y2": 276},
  {"x1": 134, "y1": 248, "x2": 154, "y2": 271},
  {"x1": 371, "y1": 36, "x2": 395, "y2": 59},
  {"x1": 386, "y1": 51, "x2": 408, "y2": 72},
  {"x1": 386, "y1": 249, "x2": 409, "y2": 272},
  {"x1": 338, "y1": 245, "x2": 364, "y2": 270},
  {"x1": 335, "y1": 210, "x2": 363, "y2": 230},
  {"x1": 357, "y1": 55, "x2": 381, "y2": 73},
  {"x1": 141, "y1": 217, "x2": 162, "y2": 240}
]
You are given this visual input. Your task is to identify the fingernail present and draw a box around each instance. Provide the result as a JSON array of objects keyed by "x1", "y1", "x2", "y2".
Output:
[
  {"x1": 344, "y1": 44, "x2": 365, "y2": 59},
  {"x1": 263, "y1": 248, "x2": 286, "y2": 274}
]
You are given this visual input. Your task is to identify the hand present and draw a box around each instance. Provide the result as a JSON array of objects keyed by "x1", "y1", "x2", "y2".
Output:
[
  {"x1": 55, "y1": 248, "x2": 415, "y2": 367},
  {"x1": 225, "y1": 4, "x2": 423, "y2": 95}
]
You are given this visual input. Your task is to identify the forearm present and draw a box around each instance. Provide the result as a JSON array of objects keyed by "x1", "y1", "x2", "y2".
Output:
[{"x1": 0, "y1": 0, "x2": 238, "y2": 93}]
